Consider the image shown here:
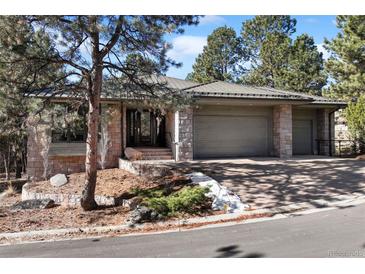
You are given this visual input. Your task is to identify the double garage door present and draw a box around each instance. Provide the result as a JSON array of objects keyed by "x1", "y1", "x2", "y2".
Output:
[
  {"x1": 193, "y1": 106, "x2": 315, "y2": 159},
  {"x1": 193, "y1": 106, "x2": 271, "y2": 158}
]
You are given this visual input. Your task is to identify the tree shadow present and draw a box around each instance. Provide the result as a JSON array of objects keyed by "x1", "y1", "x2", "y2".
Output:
[
  {"x1": 215, "y1": 245, "x2": 265, "y2": 258},
  {"x1": 215, "y1": 245, "x2": 242, "y2": 258},
  {"x1": 241, "y1": 252, "x2": 265, "y2": 258},
  {"x1": 171, "y1": 157, "x2": 365, "y2": 210}
]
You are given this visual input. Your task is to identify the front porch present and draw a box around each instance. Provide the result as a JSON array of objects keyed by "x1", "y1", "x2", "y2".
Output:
[{"x1": 123, "y1": 107, "x2": 176, "y2": 161}]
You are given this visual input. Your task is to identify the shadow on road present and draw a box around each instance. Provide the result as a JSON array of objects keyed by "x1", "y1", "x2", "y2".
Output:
[{"x1": 215, "y1": 245, "x2": 265, "y2": 258}]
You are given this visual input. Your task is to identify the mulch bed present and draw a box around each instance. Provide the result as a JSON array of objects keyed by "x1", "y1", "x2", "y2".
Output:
[
  {"x1": 0, "y1": 169, "x2": 194, "y2": 233},
  {"x1": 31, "y1": 168, "x2": 165, "y2": 197},
  {"x1": 0, "y1": 193, "x2": 130, "y2": 233},
  {"x1": 0, "y1": 169, "x2": 265, "y2": 240}
]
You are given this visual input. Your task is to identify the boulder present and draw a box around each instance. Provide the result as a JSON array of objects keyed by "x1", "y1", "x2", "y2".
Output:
[
  {"x1": 50, "y1": 174, "x2": 68, "y2": 187},
  {"x1": 188, "y1": 172, "x2": 249, "y2": 213},
  {"x1": 356, "y1": 154, "x2": 365, "y2": 160},
  {"x1": 126, "y1": 205, "x2": 160, "y2": 226},
  {"x1": 128, "y1": 196, "x2": 143, "y2": 209},
  {"x1": 11, "y1": 199, "x2": 55, "y2": 210},
  {"x1": 124, "y1": 147, "x2": 143, "y2": 161}
]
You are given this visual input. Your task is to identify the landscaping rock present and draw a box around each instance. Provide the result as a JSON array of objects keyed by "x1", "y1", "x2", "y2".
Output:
[
  {"x1": 188, "y1": 172, "x2": 249, "y2": 213},
  {"x1": 356, "y1": 154, "x2": 365, "y2": 160},
  {"x1": 127, "y1": 205, "x2": 159, "y2": 226},
  {"x1": 124, "y1": 147, "x2": 143, "y2": 161},
  {"x1": 50, "y1": 174, "x2": 68, "y2": 187},
  {"x1": 128, "y1": 196, "x2": 143, "y2": 209},
  {"x1": 10, "y1": 199, "x2": 55, "y2": 210}
]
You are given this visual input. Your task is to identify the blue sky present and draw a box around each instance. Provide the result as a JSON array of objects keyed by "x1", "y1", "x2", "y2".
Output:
[{"x1": 165, "y1": 15, "x2": 339, "y2": 79}]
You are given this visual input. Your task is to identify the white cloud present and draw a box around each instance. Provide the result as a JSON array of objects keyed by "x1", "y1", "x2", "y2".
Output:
[
  {"x1": 304, "y1": 17, "x2": 319, "y2": 24},
  {"x1": 199, "y1": 15, "x2": 225, "y2": 25},
  {"x1": 332, "y1": 19, "x2": 337, "y2": 26},
  {"x1": 317, "y1": 43, "x2": 331, "y2": 60},
  {"x1": 167, "y1": 35, "x2": 207, "y2": 60}
]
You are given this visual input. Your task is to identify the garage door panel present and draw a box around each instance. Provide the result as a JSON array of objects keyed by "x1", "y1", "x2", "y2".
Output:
[
  {"x1": 194, "y1": 115, "x2": 269, "y2": 158},
  {"x1": 293, "y1": 119, "x2": 313, "y2": 155}
]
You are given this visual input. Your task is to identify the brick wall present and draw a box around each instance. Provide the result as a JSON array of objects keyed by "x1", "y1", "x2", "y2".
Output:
[
  {"x1": 178, "y1": 108, "x2": 193, "y2": 161},
  {"x1": 27, "y1": 103, "x2": 122, "y2": 181},
  {"x1": 273, "y1": 105, "x2": 293, "y2": 158}
]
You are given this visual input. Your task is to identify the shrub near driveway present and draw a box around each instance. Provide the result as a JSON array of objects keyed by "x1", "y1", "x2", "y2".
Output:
[{"x1": 132, "y1": 186, "x2": 211, "y2": 217}]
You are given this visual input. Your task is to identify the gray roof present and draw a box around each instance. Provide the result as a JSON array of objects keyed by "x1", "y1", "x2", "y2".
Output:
[
  {"x1": 184, "y1": 80, "x2": 345, "y2": 105},
  {"x1": 184, "y1": 81, "x2": 307, "y2": 101},
  {"x1": 257, "y1": 86, "x2": 346, "y2": 105},
  {"x1": 27, "y1": 76, "x2": 346, "y2": 106},
  {"x1": 146, "y1": 75, "x2": 200, "y2": 90}
]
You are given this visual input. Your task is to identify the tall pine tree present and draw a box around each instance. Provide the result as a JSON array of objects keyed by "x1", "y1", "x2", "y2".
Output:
[
  {"x1": 324, "y1": 15, "x2": 365, "y2": 99},
  {"x1": 187, "y1": 26, "x2": 244, "y2": 83},
  {"x1": 284, "y1": 34, "x2": 327, "y2": 95},
  {"x1": 241, "y1": 16, "x2": 326, "y2": 94},
  {"x1": 0, "y1": 16, "x2": 61, "y2": 179},
  {"x1": 241, "y1": 15, "x2": 296, "y2": 67},
  {"x1": 1, "y1": 16, "x2": 198, "y2": 210}
]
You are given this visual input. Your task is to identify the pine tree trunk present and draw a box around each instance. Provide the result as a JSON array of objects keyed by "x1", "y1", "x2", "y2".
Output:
[
  {"x1": 80, "y1": 66, "x2": 102, "y2": 211},
  {"x1": 15, "y1": 156, "x2": 22, "y2": 179},
  {"x1": 3, "y1": 152, "x2": 9, "y2": 181}
]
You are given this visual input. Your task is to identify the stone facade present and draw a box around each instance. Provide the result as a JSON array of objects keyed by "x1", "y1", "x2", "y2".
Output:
[
  {"x1": 273, "y1": 105, "x2": 293, "y2": 158},
  {"x1": 104, "y1": 103, "x2": 122, "y2": 167},
  {"x1": 178, "y1": 108, "x2": 193, "y2": 161},
  {"x1": 27, "y1": 103, "x2": 122, "y2": 181}
]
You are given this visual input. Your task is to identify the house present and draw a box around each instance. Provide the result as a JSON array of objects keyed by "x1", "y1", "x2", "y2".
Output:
[{"x1": 26, "y1": 76, "x2": 346, "y2": 180}]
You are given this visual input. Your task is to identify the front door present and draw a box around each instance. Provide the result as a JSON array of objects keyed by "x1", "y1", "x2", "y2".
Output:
[{"x1": 126, "y1": 109, "x2": 165, "y2": 147}]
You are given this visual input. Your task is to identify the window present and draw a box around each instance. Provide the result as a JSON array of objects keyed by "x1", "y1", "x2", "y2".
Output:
[{"x1": 51, "y1": 103, "x2": 88, "y2": 143}]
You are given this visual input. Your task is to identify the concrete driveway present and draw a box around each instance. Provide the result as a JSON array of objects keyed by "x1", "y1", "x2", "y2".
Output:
[{"x1": 182, "y1": 156, "x2": 365, "y2": 209}]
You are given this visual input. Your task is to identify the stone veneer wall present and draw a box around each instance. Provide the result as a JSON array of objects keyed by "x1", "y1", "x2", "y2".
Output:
[
  {"x1": 103, "y1": 103, "x2": 122, "y2": 167},
  {"x1": 27, "y1": 120, "x2": 50, "y2": 181},
  {"x1": 27, "y1": 103, "x2": 122, "y2": 181},
  {"x1": 178, "y1": 108, "x2": 193, "y2": 161},
  {"x1": 273, "y1": 105, "x2": 293, "y2": 158}
]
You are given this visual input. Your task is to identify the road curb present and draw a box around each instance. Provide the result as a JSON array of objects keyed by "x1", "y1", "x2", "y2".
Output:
[
  {"x1": 2, "y1": 193, "x2": 365, "y2": 243},
  {"x1": 0, "y1": 208, "x2": 272, "y2": 241}
]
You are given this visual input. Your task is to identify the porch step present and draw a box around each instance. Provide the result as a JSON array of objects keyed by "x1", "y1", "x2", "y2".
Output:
[
  {"x1": 134, "y1": 147, "x2": 174, "y2": 160},
  {"x1": 141, "y1": 155, "x2": 173, "y2": 160}
]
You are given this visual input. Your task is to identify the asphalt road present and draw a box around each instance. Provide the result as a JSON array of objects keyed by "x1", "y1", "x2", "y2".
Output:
[{"x1": 1, "y1": 203, "x2": 365, "y2": 258}]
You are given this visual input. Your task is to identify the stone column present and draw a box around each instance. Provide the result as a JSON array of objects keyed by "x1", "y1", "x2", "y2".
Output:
[
  {"x1": 178, "y1": 108, "x2": 193, "y2": 161},
  {"x1": 273, "y1": 105, "x2": 293, "y2": 158},
  {"x1": 104, "y1": 103, "x2": 122, "y2": 167},
  {"x1": 121, "y1": 103, "x2": 127, "y2": 152},
  {"x1": 26, "y1": 122, "x2": 46, "y2": 181}
]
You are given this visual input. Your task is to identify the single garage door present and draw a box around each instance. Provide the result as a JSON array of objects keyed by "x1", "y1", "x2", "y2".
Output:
[
  {"x1": 194, "y1": 114, "x2": 269, "y2": 158},
  {"x1": 293, "y1": 119, "x2": 313, "y2": 155}
]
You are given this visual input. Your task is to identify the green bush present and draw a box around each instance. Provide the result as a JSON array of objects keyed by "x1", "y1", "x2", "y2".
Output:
[
  {"x1": 142, "y1": 186, "x2": 210, "y2": 216},
  {"x1": 130, "y1": 186, "x2": 165, "y2": 198},
  {"x1": 346, "y1": 96, "x2": 365, "y2": 153}
]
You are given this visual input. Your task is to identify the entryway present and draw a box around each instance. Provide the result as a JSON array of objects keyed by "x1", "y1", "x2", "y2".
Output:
[{"x1": 126, "y1": 109, "x2": 166, "y2": 147}]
